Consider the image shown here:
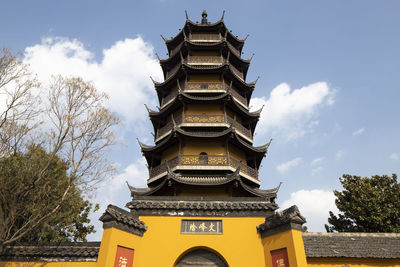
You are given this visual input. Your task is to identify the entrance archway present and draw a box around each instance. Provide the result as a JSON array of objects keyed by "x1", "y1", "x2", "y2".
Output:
[{"x1": 175, "y1": 248, "x2": 228, "y2": 267}]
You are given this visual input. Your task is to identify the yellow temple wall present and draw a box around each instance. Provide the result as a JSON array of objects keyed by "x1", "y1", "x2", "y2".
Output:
[
  {"x1": 96, "y1": 227, "x2": 142, "y2": 267},
  {"x1": 307, "y1": 258, "x2": 400, "y2": 267},
  {"x1": 130, "y1": 216, "x2": 266, "y2": 267},
  {"x1": 189, "y1": 74, "x2": 220, "y2": 82},
  {"x1": 0, "y1": 262, "x2": 96, "y2": 267},
  {"x1": 261, "y1": 229, "x2": 308, "y2": 267}
]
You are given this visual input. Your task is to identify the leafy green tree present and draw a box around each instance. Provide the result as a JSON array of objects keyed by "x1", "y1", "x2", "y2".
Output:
[
  {"x1": 325, "y1": 174, "x2": 400, "y2": 233},
  {"x1": 0, "y1": 145, "x2": 99, "y2": 244}
]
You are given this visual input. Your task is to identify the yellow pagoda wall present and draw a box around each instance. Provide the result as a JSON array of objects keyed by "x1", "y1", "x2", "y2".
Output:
[
  {"x1": 177, "y1": 185, "x2": 230, "y2": 197},
  {"x1": 189, "y1": 74, "x2": 220, "y2": 82},
  {"x1": 184, "y1": 103, "x2": 223, "y2": 115},
  {"x1": 182, "y1": 140, "x2": 225, "y2": 155},
  {"x1": 161, "y1": 144, "x2": 179, "y2": 161},
  {"x1": 228, "y1": 144, "x2": 246, "y2": 163}
]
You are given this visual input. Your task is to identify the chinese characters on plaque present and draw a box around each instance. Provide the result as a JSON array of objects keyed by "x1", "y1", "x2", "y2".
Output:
[
  {"x1": 270, "y1": 248, "x2": 289, "y2": 267},
  {"x1": 181, "y1": 220, "x2": 222, "y2": 234},
  {"x1": 114, "y1": 246, "x2": 134, "y2": 267}
]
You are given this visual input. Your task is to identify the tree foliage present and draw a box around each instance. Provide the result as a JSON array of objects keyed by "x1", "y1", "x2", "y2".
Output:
[
  {"x1": 0, "y1": 48, "x2": 119, "y2": 251},
  {"x1": 325, "y1": 174, "x2": 400, "y2": 233},
  {"x1": 0, "y1": 145, "x2": 98, "y2": 243}
]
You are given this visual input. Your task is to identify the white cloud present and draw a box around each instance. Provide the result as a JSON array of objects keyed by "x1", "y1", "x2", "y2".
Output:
[
  {"x1": 250, "y1": 82, "x2": 334, "y2": 141},
  {"x1": 276, "y1": 157, "x2": 302, "y2": 174},
  {"x1": 336, "y1": 149, "x2": 344, "y2": 160},
  {"x1": 312, "y1": 166, "x2": 324, "y2": 176},
  {"x1": 23, "y1": 36, "x2": 163, "y2": 126},
  {"x1": 352, "y1": 128, "x2": 365, "y2": 136},
  {"x1": 311, "y1": 157, "x2": 324, "y2": 165},
  {"x1": 390, "y1": 153, "x2": 399, "y2": 161},
  {"x1": 281, "y1": 189, "x2": 338, "y2": 232},
  {"x1": 87, "y1": 157, "x2": 148, "y2": 240}
]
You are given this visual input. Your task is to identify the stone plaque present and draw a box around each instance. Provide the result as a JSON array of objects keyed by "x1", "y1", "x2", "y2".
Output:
[{"x1": 181, "y1": 219, "x2": 222, "y2": 234}]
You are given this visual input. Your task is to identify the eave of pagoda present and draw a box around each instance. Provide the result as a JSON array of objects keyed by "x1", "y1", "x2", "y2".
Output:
[
  {"x1": 138, "y1": 127, "x2": 270, "y2": 168},
  {"x1": 128, "y1": 167, "x2": 280, "y2": 200},
  {"x1": 153, "y1": 63, "x2": 256, "y2": 100},
  {"x1": 164, "y1": 12, "x2": 246, "y2": 56},
  {"x1": 159, "y1": 39, "x2": 251, "y2": 73},
  {"x1": 147, "y1": 92, "x2": 261, "y2": 135}
]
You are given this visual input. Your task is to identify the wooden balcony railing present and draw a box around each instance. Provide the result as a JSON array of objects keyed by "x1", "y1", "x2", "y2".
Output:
[
  {"x1": 189, "y1": 33, "x2": 222, "y2": 42},
  {"x1": 155, "y1": 114, "x2": 252, "y2": 140},
  {"x1": 186, "y1": 56, "x2": 224, "y2": 65},
  {"x1": 149, "y1": 154, "x2": 258, "y2": 180},
  {"x1": 185, "y1": 81, "x2": 227, "y2": 91}
]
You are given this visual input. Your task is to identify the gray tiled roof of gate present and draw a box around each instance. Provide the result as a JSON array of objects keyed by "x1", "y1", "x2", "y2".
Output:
[
  {"x1": 303, "y1": 232, "x2": 400, "y2": 259},
  {"x1": 0, "y1": 242, "x2": 100, "y2": 262}
]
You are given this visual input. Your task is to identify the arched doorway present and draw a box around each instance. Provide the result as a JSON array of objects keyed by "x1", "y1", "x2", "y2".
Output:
[{"x1": 175, "y1": 248, "x2": 228, "y2": 267}]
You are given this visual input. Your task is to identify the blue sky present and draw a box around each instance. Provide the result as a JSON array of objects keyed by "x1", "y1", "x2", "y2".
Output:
[{"x1": 2, "y1": 0, "x2": 400, "y2": 239}]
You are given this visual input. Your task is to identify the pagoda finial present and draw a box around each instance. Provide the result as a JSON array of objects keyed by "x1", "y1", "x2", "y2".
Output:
[
  {"x1": 221, "y1": 10, "x2": 225, "y2": 21},
  {"x1": 185, "y1": 10, "x2": 189, "y2": 20},
  {"x1": 201, "y1": 10, "x2": 208, "y2": 24}
]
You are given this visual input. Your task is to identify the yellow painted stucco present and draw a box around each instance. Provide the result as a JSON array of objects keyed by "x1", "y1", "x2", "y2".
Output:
[
  {"x1": 0, "y1": 262, "x2": 97, "y2": 267},
  {"x1": 97, "y1": 216, "x2": 267, "y2": 267},
  {"x1": 307, "y1": 257, "x2": 400, "y2": 267},
  {"x1": 261, "y1": 229, "x2": 308, "y2": 267}
]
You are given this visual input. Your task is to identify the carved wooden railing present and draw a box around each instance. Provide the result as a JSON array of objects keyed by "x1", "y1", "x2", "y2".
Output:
[
  {"x1": 189, "y1": 33, "x2": 222, "y2": 42},
  {"x1": 149, "y1": 154, "x2": 258, "y2": 180},
  {"x1": 186, "y1": 56, "x2": 224, "y2": 65},
  {"x1": 185, "y1": 81, "x2": 227, "y2": 91},
  {"x1": 155, "y1": 113, "x2": 252, "y2": 140}
]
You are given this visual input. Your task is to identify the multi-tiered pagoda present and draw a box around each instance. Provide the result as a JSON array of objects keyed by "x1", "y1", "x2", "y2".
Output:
[
  {"x1": 99, "y1": 11, "x2": 307, "y2": 266},
  {"x1": 130, "y1": 10, "x2": 279, "y2": 202}
]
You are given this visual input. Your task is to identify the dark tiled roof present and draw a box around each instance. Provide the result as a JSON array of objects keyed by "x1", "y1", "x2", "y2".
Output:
[
  {"x1": 303, "y1": 232, "x2": 400, "y2": 259},
  {"x1": 99, "y1": 205, "x2": 147, "y2": 236},
  {"x1": 257, "y1": 205, "x2": 306, "y2": 238},
  {"x1": 127, "y1": 197, "x2": 277, "y2": 217},
  {"x1": 0, "y1": 242, "x2": 100, "y2": 262}
]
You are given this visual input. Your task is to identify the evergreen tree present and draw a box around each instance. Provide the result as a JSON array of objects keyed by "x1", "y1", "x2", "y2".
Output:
[{"x1": 325, "y1": 174, "x2": 400, "y2": 232}]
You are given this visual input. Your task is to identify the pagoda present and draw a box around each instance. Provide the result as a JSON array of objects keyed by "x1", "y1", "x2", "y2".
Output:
[
  {"x1": 98, "y1": 11, "x2": 308, "y2": 267},
  {"x1": 130, "y1": 10, "x2": 278, "y2": 202}
]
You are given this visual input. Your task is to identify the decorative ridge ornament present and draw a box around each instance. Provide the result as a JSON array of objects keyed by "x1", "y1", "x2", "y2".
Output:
[{"x1": 201, "y1": 10, "x2": 208, "y2": 24}]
